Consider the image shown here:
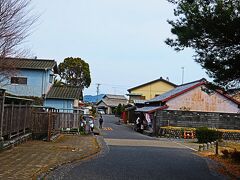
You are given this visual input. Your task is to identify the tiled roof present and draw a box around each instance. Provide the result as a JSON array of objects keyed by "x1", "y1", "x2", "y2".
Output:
[
  {"x1": 46, "y1": 86, "x2": 83, "y2": 100},
  {"x1": 128, "y1": 77, "x2": 177, "y2": 92},
  {"x1": 104, "y1": 94, "x2": 127, "y2": 100},
  {"x1": 147, "y1": 79, "x2": 206, "y2": 103},
  {"x1": 102, "y1": 99, "x2": 128, "y2": 107},
  {"x1": 0, "y1": 57, "x2": 58, "y2": 73},
  {"x1": 97, "y1": 94, "x2": 128, "y2": 107},
  {"x1": 133, "y1": 100, "x2": 146, "y2": 104},
  {"x1": 126, "y1": 93, "x2": 143, "y2": 96},
  {"x1": 98, "y1": 98, "x2": 128, "y2": 107}
]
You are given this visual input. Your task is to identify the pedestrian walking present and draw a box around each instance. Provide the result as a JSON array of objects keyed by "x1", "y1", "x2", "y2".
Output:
[
  {"x1": 99, "y1": 116, "x2": 103, "y2": 129},
  {"x1": 89, "y1": 118, "x2": 94, "y2": 132}
]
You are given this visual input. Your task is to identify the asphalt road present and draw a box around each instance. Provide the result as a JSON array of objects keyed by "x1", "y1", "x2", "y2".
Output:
[{"x1": 52, "y1": 115, "x2": 225, "y2": 180}]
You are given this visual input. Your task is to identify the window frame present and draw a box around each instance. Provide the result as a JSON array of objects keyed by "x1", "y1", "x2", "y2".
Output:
[
  {"x1": 10, "y1": 76, "x2": 28, "y2": 85},
  {"x1": 49, "y1": 74, "x2": 54, "y2": 83}
]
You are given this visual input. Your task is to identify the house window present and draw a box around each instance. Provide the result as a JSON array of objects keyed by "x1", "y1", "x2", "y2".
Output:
[
  {"x1": 11, "y1": 77, "x2": 27, "y2": 85},
  {"x1": 49, "y1": 74, "x2": 54, "y2": 83}
]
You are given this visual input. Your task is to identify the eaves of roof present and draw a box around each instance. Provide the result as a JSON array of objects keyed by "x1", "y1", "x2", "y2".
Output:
[
  {"x1": 46, "y1": 86, "x2": 83, "y2": 100},
  {"x1": 128, "y1": 77, "x2": 177, "y2": 92},
  {"x1": 126, "y1": 93, "x2": 143, "y2": 96},
  {"x1": 0, "y1": 57, "x2": 58, "y2": 73},
  {"x1": 215, "y1": 90, "x2": 240, "y2": 106},
  {"x1": 162, "y1": 81, "x2": 206, "y2": 103},
  {"x1": 103, "y1": 94, "x2": 127, "y2": 100},
  {"x1": 96, "y1": 99, "x2": 107, "y2": 106},
  {"x1": 135, "y1": 105, "x2": 168, "y2": 113}
]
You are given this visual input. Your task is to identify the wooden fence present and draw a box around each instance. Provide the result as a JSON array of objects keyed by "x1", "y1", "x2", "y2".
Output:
[
  {"x1": 0, "y1": 104, "x2": 82, "y2": 141},
  {"x1": 2, "y1": 103, "x2": 32, "y2": 139},
  {"x1": 0, "y1": 91, "x2": 83, "y2": 141},
  {"x1": 54, "y1": 112, "x2": 81, "y2": 129}
]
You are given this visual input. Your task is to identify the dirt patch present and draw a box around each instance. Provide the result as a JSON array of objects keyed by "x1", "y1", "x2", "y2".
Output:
[{"x1": 198, "y1": 151, "x2": 240, "y2": 179}]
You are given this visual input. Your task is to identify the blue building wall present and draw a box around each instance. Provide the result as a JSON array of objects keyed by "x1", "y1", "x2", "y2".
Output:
[
  {"x1": 3, "y1": 69, "x2": 54, "y2": 97},
  {"x1": 44, "y1": 99, "x2": 74, "y2": 112}
]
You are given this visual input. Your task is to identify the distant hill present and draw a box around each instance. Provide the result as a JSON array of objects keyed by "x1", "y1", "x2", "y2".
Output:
[{"x1": 83, "y1": 94, "x2": 105, "y2": 103}]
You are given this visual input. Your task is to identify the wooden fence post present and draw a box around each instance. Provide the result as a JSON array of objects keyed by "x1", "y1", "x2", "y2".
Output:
[
  {"x1": 0, "y1": 89, "x2": 5, "y2": 144},
  {"x1": 215, "y1": 140, "x2": 219, "y2": 155},
  {"x1": 47, "y1": 110, "x2": 52, "y2": 142},
  {"x1": 17, "y1": 102, "x2": 21, "y2": 137},
  {"x1": 9, "y1": 102, "x2": 14, "y2": 139},
  {"x1": 23, "y1": 104, "x2": 28, "y2": 134}
]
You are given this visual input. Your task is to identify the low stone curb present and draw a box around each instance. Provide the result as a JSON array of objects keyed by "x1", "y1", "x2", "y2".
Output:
[
  {"x1": 0, "y1": 133, "x2": 32, "y2": 151},
  {"x1": 198, "y1": 141, "x2": 217, "y2": 151}
]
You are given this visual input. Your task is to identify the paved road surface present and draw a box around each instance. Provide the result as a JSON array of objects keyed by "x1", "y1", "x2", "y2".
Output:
[{"x1": 50, "y1": 115, "x2": 225, "y2": 180}]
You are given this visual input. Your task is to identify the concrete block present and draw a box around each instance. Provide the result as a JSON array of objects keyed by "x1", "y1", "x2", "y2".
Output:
[
  {"x1": 207, "y1": 142, "x2": 211, "y2": 149},
  {"x1": 0, "y1": 137, "x2": 4, "y2": 149},
  {"x1": 203, "y1": 143, "x2": 207, "y2": 150},
  {"x1": 211, "y1": 142, "x2": 214, "y2": 148}
]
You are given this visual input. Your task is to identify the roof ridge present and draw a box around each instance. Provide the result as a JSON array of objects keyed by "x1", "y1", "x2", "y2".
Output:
[
  {"x1": 3, "y1": 57, "x2": 55, "y2": 62},
  {"x1": 146, "y1": 79, "x2": 206, "y2": 103},
  {"x1": 178, "y1": 78, "x2": 206, "y2": 87},
  {"x1": 52, "y1": 85, "x2": 82, "y2": 88},
  {"x1": 128, "y1": 77, "x2": 177, "y2": 92}
]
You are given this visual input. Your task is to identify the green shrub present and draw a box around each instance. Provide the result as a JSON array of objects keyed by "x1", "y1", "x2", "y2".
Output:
[
  {"x1": 230, "y1": 149, "x2": 240, "y2": 162},
  {"x1": 221, "y1": 149, "x2": 230, "y2": 158},
  {"x1": 196, "y1": 127, "x2": 222, "y2": 143}
]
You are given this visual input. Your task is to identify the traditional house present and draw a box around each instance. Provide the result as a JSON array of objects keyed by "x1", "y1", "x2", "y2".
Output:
[
  {"x1": 96, "y1": 94, "x2": 128, "y2": 114},
  {"x1": 0, "y1": 57, "x2": 58, "y2": 97},
  {"x1": 134, "y1": 79, "x2": 240, "y2": 133},
  {"x1": 44, "y1": 86, "x2": 83, "y2": 113},
  {"x1": 137, "y1": 78, "x2": 240, "y2": 114},
  {"x1": 127, "y1": 77, "x2": 177, "y2": 102}
]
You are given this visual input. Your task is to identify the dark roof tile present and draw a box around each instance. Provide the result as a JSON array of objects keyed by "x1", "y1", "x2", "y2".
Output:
[
  {"x1": 46, "y1": 86, "x2": 83, "y2": 100},
  {"x1": 0, "y1": 57, "x2": 58, "y2": 73},
  {"x1": 104, "y1": 94, "x2": 127, "y2": 100}
]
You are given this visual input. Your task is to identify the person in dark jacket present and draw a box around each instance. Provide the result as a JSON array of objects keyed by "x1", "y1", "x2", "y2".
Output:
[{"x1": 99, "y1": 115, "x2": 103, "y2": 129}]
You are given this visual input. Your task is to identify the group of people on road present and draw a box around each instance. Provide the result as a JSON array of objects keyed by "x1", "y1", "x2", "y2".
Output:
[
  {"x1": 135, "y1": 113, "x2": 153, "y2": 133},
  {"x1": 80, "y1": 114, "x2": 104, "y2": 134},
  {"x1": 135, "y1": 116, "x2": 144, "y2": 133}
]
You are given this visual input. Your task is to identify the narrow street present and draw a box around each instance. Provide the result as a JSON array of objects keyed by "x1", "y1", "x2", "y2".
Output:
[{"x1": 48, "y1": 115, "x2": 225, "y2": 180}]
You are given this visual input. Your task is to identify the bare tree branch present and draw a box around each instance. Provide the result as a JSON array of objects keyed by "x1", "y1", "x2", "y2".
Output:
[{"x1": 0, "y1": 0, "x2": 38, "y2": 86}]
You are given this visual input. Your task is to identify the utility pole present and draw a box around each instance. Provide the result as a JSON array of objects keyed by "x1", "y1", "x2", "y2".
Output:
[
  {"x1": 96, "y1": 83, "x2": 101, "y2": 102},
  {"x1": 181, "y1": 67, "x2": 184, "y2": 85}
]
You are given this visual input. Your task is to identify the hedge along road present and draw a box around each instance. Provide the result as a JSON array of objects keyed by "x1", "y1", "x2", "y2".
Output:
[{"x1": 48, "y1": 115, "x2": 226, "y2": 180}]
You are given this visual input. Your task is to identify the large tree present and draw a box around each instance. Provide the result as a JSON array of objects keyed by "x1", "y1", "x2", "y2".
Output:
[
  {"x1": 0, "y1": 0, "x2": 37, "y2": 58},
  {"x1": 58, "y1": 57, "x2": 91, "y2": 89},
  {"x1": 166, "y1": 0, "x2": 240, "y2": 89}
]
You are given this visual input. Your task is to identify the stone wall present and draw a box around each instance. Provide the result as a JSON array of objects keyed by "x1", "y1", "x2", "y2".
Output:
[
  {"x1": 154, "y1": 110, "x2": 240, "y2": 135},
  {"x1": 158, "y1": 127, "x2": 240, "y2": 140}
]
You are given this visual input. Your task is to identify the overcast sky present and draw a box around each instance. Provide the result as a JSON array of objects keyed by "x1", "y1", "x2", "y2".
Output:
[{"x1": 27, "y1": 0, "x2": 209, "y2": 96}]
